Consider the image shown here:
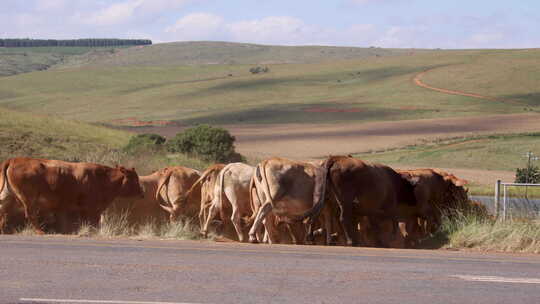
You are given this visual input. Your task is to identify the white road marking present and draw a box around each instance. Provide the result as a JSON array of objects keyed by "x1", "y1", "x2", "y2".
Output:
[
  {"x1": 19, "y1": 298, "x2": 202, "y2": 304},
  {"x1": 452, "y1": 275, "x2": 540, "y2": 284}
]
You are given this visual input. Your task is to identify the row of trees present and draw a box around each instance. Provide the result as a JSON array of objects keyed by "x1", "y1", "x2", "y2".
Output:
[{"x1": 0, "y1": 38, "x2": 152, "y2": 48}]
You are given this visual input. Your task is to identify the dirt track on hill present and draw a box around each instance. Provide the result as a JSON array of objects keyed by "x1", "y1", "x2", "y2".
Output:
[{"x1": 414, "y1": 68, "x2": 506, "y2": 102}]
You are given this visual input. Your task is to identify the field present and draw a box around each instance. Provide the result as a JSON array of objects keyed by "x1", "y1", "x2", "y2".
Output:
[{"x1": 1, "y1": 42, "x2": 540, "y2": 189}]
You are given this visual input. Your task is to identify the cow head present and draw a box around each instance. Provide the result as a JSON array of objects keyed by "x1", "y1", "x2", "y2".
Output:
[{"x1": 118, "y1": 167, "x2": 144, "y2": 198}]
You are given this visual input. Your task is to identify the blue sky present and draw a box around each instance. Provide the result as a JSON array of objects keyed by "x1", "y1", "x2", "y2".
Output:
[{"x1": 1, "y1": 0, "x2": 539, "y2": 48}]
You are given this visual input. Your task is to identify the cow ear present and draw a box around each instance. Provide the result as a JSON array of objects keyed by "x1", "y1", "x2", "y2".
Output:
[{"x1": 444, "y1": 175, "x2": 467, "y2": 186}]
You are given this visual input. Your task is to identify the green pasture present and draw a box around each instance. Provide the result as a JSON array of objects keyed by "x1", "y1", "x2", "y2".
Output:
[
  {"x1": 1, "y1": 44, "x2": 538, "y2": 125},
  {"x1": 356, "y1": 133, "x2": 540, "y2": 172},
  {"x1": 0, "y1": 106, "x2": 129, "y2": 160}
]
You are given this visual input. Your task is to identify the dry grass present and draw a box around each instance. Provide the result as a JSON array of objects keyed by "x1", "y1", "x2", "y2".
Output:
[
  {"x1": 433, "y1": 212, "x2": 540, "y2": 253},
  {"x1": 74, "y1": 210, "x2": 208, "y2": 241}
]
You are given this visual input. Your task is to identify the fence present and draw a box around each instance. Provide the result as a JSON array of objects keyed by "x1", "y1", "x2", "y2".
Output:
[{"x1": 494, "y1": 180, "x2": 540, "y2": 220}]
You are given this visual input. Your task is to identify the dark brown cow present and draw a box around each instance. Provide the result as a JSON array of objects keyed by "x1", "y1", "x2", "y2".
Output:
[
  {"x1": 0, "y1": 157, "x2": 143, "y2": 234},
  {"x1": 367, "y1": 168, "x2": 472, "y2": 248},
  {"x1": 398, "y1": 168, "x2": 469, "y2": 234},
  {"x1": 324, "y1": 155, "x2": 417, "y2": 246}
]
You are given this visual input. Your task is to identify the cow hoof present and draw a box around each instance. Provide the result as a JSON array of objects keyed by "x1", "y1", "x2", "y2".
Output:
[
  {"x1": 34, "y1": 229, "x2": 45, "y2": 235},
  {"x1": 248, "y1": 236, "x2": 259, "y2": 244}
]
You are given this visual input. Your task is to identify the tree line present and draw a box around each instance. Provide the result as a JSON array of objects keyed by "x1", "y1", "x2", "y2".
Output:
[{"x1": 0, "y1": 38, "x2": 152, "y2": 48}]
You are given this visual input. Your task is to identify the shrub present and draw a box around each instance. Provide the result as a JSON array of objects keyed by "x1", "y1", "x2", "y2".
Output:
[
  {"x1": 167, "y1": 125, "x2": 241, "y2": 162},
  {"x1": 249, "y1": 66, "x2": 270, "y2": 74},
  {"x1": 123, "y1": 133, "x2": 166, "y2": 154},
  {"x1": 515, "y1": 166, "x2": 540, "y2": 183}
]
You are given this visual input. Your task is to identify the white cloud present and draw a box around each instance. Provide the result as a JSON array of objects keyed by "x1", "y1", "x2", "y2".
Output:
[
  {"x1": 165, "y1": 13, "x2": 225, "y2": 40},
  {"x1": 83, "y1": 0, "x2": 193, "y2": 26},
  {"x1": 227, "y1": 16, "x2": 315, "y2": 45}
]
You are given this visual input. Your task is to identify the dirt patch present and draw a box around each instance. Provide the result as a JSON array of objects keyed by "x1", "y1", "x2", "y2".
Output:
[
  {"x1": 127, "y1": 113, "x2": 540, "y2": 162},
  {"x1": 110, "y1": 117, "x2": 179, "y2": 127}
]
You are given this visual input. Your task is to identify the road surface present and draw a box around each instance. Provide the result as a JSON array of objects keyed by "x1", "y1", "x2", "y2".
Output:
[{"x1": 1, "y1": 235, "x2": 540, "y2": 304}]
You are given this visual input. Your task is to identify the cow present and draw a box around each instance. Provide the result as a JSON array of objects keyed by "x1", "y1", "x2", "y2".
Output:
[
  {"x1": 365, "y1": 168, "x2": 471, "y2": 248},
  {"x1": 0, "y1": 157, "x2": 143, "y2": 234},
  {"x1": 201, "y1": 162, "x2": 255, "y2": 242},
  {"x1": 323, "y1": 155, "x2": 417, "y2": 247},
  {"x1": 105, "y1": 167, "x2": 202, "y2": 227},
  {"x1": 154, "y1": 166, "x2": 202, "y2": 224},
  {"x1": 248, "y1": 157, "x2": 330, "y2": 244},
  {"x1": 397, "y1": 168, "x2": 469, "y2": 234}
]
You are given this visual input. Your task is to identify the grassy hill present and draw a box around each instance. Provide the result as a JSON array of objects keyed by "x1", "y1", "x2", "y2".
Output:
[
  {"x1": 1, "y1": 43, "x2": 538, "y2": 126},
  {"x1": 0, "y1": 106, "x2": 129, "y2": 161},
  {"x1": 0, "y1": 46, "x2": 126, "y2": 76},
  {"x1": 356, "y1": 133, "x2": 540, "y2": 172},
  {"x1": 61, "y1": 41, "x2": 416, "y2": 66}
]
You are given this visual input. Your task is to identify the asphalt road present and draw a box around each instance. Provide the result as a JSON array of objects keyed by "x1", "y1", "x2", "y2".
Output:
[{"x1": 1, "y1": 236, "x2": 540, "y2": 304}]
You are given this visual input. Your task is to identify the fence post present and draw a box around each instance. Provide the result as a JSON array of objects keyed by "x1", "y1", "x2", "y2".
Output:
[{"x1": 494, "y1": 180, "x2": 501, "y2": 218}]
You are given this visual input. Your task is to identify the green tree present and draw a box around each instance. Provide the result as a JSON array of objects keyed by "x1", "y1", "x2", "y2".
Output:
[
  {"x1": 515, "y1": 166, "x2": 540, "y2": 183},
  {"x1": 167, "y1": 125, "x2": 242, "y2": 162},
  {"x1": 123, "y1": 133, "x2": 166, "y2": 154}
]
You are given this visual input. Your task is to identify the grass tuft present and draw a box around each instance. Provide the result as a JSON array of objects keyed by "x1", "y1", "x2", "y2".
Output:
[{"x1": 431, "y1": 211, "x2": 540, "y2": 253}]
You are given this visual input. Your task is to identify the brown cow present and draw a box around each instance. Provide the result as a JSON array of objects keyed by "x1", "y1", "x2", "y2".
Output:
[
  {"x1": 398, "y1": 168, "x2": 469, "y2": 234},
  {"x1": 248, "y1": 157, "x2": 330, "y2": 244},
  {"x1": 324, "y1": 155, "x2": 417, "y2": 247},
  {"x1": 105, "y1": 167, "x2": 202, "y2": 227},
  {"x1": 366, "y1": 168, "x2": 471, "y2": 248},
  {"x1": 154, "y1": 166, "x2": 202, "y2": 223},
  {"x1": 0, "y1": 157, "x2": 143, "y2": 234}
]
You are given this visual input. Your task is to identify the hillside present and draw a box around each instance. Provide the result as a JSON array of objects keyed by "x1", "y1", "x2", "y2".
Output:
[
  {"x1": 0, "y1": 46, "x2": 127, "y2": 76},
  {"x1": 60, "y1": 41, "x2": 415, "y2": 67},
  {"x1": 0, "y1": 107, "x2": 129, "y2": 161},
  {"x1": 0, "y1": 46, "x2": 538, "y2": 126}
]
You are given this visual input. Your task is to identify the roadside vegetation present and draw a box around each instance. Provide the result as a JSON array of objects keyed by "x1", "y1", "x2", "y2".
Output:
[{"x1": 425, "y1": 212, "x2": 540, "y2": 254}]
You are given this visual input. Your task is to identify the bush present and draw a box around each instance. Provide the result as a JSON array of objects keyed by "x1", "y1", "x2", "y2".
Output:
[
  {"x1": 123, "y1": 133, "x2": 166, "y2": 154},
  {"x1": 167, "y1": 125, "x2": 242, "y2": 162},
  {"x1": 249, "y1": 66, "x2": 270, "y2": 74},
  {"x1": 515, "y1": 166, "x2": 540, "y2": 183}
]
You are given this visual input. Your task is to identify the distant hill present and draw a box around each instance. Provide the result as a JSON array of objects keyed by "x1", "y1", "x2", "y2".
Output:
[
  {"x1": 0, "y1": 46, "x2": 126, "y2": 76},
  {"x1": 61, "y1": 41, "x2": 417, "y2": 67}
]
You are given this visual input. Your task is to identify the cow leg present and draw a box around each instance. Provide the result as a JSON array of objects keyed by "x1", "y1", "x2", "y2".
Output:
[
  {"x1": 0, "y1": 197, "x2": 16, "y2": 233},
  {"x1": 202, "y1": 202, "x2": 219, "y2": 238},
  {"x1": 24, "y1": 199, "x2": 44, "y2": 235},
  {"x1": 230, "y1": 203, "x2": 245, "y2": 242},
  {"x1": 339, "y1": 204, "x2": 356, "y2": 246},
  {"x1": 248, "y1": 202, "x2": 272, "y2": 243}
]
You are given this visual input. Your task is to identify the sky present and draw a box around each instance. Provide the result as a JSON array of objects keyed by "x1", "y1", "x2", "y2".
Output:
[{"x1": 1, "y1": 0, "x2": 539, "y2": 48}]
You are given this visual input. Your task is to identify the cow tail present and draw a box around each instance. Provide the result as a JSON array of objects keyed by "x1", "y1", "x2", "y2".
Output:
[
  {"x1": 155, "y1": 169, "x2": 173, "y2": 206},
  {"x1": 299, "y1": 157, "x2": 334, "y2": 223},
  {"x1": 0, "y1": 160, "x2": 9, "y2": 196},
  {"x1": 243, "y1": 163, "x2": 265, "y2": 226},
  {"x1": 183, "y1": 166, "x2": 217, "y2": 204},
  {"x1": 218, "y1": 165, "x2": 229, "y2": 213}
]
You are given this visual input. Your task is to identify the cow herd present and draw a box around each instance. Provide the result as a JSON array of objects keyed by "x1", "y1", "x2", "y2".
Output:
[{"x1": 0, "y1": 155, "x2": 486, "y2": 248}]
